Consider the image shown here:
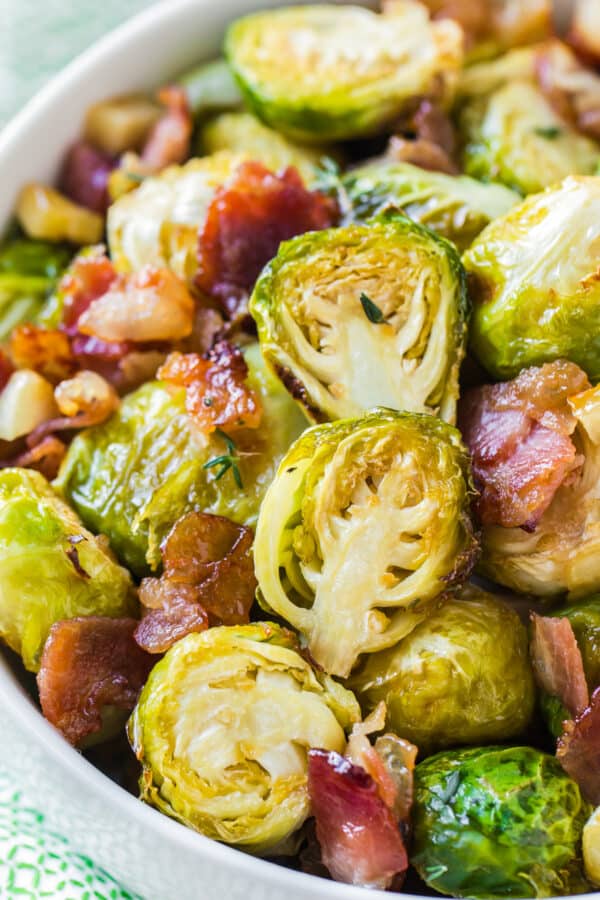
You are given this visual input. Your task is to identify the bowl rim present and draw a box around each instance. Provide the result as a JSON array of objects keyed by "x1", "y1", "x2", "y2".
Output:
[{"x1": 0, "y1": 1, "x2": 596, "y2": 899}]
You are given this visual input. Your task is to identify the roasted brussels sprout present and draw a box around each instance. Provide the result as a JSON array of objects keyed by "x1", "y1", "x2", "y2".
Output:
[
  {"x1": 224, "y1": 4, "x2": 463, "y2": 143},
  {"x1": 107, "y1": 151, "x2": 246, "y2": 282},
  {"x1": 466, "y1": 177, "x2": 600, "y2": 381},
  {"x1": 583, "y1": 806, "x2": 600, "y2": 887},
  {"x1": 349, "y1": 586, "x2": 535, "y2": 752},
  {"x1": 0, "y1": 238, "x2": 71, "y2": 340},
  {"x1": 56, "y1": 344, "x2": 307, "y2": 576},
  {"x1": 200, "y1": 112, "x2": 329, "y2": 185},
  {"x1": 250, "y1": 215, "x2": 468, "y2": 424},
  {"x1": 0, "y1": 468, "x2": 135, "y2": 672},
  {"x1": 479, "y1": 383, "x2": 600, "y2": 597},
  {"x1": 254, "y1": 409, "x2": 477, "y2": 678},
  {"x1": 459, "y1": 81, "x2": 600, "y2": 195},
  {"x1": 178, "y1": 59, "x2": 243, "y2": 118},
  {"x1": 128, "y1": 622, "x2": 360, "y2": 853},
  {"x1": 412, "y1": 746, "x2": 592, "y2": 898},
  {"x1": 342, "y1": 161, "x2": 519, "y2": 250}
]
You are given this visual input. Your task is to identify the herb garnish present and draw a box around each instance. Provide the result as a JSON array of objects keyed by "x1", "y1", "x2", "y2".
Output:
[
  {"x1": 534, "y1": 126, "x2": 562, "y2": 140},
  {"x1": 203, "y1": 429, "x2": 243, "y2": 488},
  {"x1": 360, "y1": 292, "x2": 385, "y2": 324}
]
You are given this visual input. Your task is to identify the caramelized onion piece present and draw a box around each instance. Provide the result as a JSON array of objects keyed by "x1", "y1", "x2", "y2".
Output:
[
  {"x1": 536, "y1": 41, "x2": 600, "y2": 141},
  {"x1": 308, "y1": 749, "x2": 408, "y2": 890},
  {"x1": 37, "y1": 617, "x2": 154, "y2": 746},
  {"x1": 530, "y1": 613, "x2": 589, "y2": 718},
  {"x1": 557, "y1": 687, "x2": 600, "y2": 805},
  {"x1": 158, "y1": 341, "x2": 262, "y2": 434},
  {"x1": 197, "y1": 160, "x2": 338, "y2": 316}
]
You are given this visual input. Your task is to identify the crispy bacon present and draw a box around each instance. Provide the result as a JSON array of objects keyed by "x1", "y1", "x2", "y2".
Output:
[
  {"x1": 141, "y1": 86, "x2": 192, "y2": 173},
  {"x1": 557, "y1": 687, "x2": 600, "y2": 805},
  {"x1": 77, "y1": 266, "x2": 195, "y2": 343},
  {"x1": 158, "y1": 341, "x2": 262, "y2": 434},
  {"x1": 0, "y1": 435, "x2": 67, "y2": 481},
  {"x1": 134, "y1": 511, "x2": 257, "y2": 654},
  {"x1": 59, "y1": 249, "x2": 118, "y2": 334},
  {"x1": 459, "y1": 361, "x2": 589, "y2": 530},
  {"x1": 196, "y1": 161, "x2": 338, "y2": 316},
  {"x1": 536, "y1": 41, "x2": 600, "y2": 141},
  {"x1": 387, "y1": 99, "x2": 458, "y2": 174},
  {"x1": 9, "y1": 325, "x2": 76, "y2": 384},
  {"x1": 59, "y1": 141, "x2": 115, "y2": 215},
  {"x1": 307, "y1": 749, "x2": 408, "y2": 890},
  {"x1": 37, "y1": 617, "x2": 154, "y2": 746},
  {"x1": 530, "y1": 613, "x2": 589, "y2": 718}
]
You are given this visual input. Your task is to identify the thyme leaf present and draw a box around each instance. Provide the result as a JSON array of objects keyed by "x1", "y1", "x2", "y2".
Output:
[{"x1": 360, "y1": 292, "x2": 385, "y2": 324}]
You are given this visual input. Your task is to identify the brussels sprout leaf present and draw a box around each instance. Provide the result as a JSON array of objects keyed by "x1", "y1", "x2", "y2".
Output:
[{"x1": 359, "y1": 292, "x2": 384, "y2": 324}]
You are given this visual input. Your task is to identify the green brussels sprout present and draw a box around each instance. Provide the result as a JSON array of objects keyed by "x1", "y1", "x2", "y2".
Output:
[
  {"x1": 254, "y1": 409, "x2": 477, "y2": 678},
  {"x1": 412, "y1": 745, "x2": 592, "y2": 899},
  {"x1": 128, "y1": 622, "x2": 360, "y2": 853},
  {"x1": 250, "y1": 215, "x2": 468, "y2": 424},
  {"x1": 55, "y1": 344, "x2": 307, "y2": 576},
  {"x1": 478, "y1": 382, "x2": 600, "y2": 597},
  {"x1": 107, "y1": 151, "x2": 247, "y2": 282},
  {"x1": 342, "y1": 161, "x2": 519, "y2": 251},
  {"x1": 349, "y1": 586, "x2": 535, "y2": 753},
  {"x1": 199, "y1": 112, "x2": 331, "y2": 185},
  {"x1": 459, "y1": 80, "x2": 600, "y2": 195},
  {"x1": 0, "y1": 238, "x2": 71, "y2": 340},
  {"x1": 224, "y1": 4, "x2": 463, "y2": 143},
  {"x1": 0, "y1": 468, "x2": 135, "y2": 672},
  {"x1": 178, "y1": 59, "x2": 243, "y2": 118},
  {"x1": 466, "y1": 176, "x2": 600, "y2": 381},
  {"x1": 541, "y1": 596, "x2": 600, "y2": 737}
]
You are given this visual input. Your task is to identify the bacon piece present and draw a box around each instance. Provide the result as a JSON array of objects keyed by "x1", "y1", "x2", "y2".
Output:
[
  {"x1": 59, "y1": 249, "x2": 118, "y2": 334},
  {"x1": 0, "y1": 349, "x2": 14, "y2": 391},
  {"x1": 59, "y1": 141, "x2": 115, "y2": 215},
  {"x1": 158, "y1": 341, "x2": 262, "y2": 434},
  {"x1": 387, "y1": 99, "x2": 459, "y2": 174},
  {"x1": 9, "y1": 324, "x2": 76, "y2": 384},
  {"x1": 557, "y1": 687, "x2": 600, "y2": 805},
  {"x1": 77, "y1": 266, "x2": 195, "y2": 343},
  {"x1": 0, "y1": 435, "x2": 67, "y2": 481},
  {"x1": 134, "y1": 511, "x2": 257, "y2": 653},
  {"x1": 459, "y1": 360, "x2": 589, "y2": 530},
  {"x1": 536, "y1": 41, "x2": 600, "y2": 141},
  {"x1": 197, "y1": 161, "x2": 338, "y2": 316},
  {"x1": 141, "y1": 86, "x2": 192, "y2": 173},
  {"x1": 568, "y1": 1, "x2": 600, "y2": 69},
  {"x1": 307, "y1": 749, "x2": 408, "y2": 890},
  {"x1": 530, "y1": 613, "x2": 589, "y2": 718},
  {"x1": 37, "y1": 617, "x2": 154, "y2": 746}
]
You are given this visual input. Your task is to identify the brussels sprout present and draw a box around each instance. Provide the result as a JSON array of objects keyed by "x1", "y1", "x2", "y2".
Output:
[
  {"x1": 459, "y1": 81, "x2": 600, "y2": 195},
  {"x1": 106, "y1": 151, "x2": 246, "y2": 282},
  {"x1": 412, "y1": 745, "x2": 592, "y2": 898},
  {"x1": 128, "y1": 622, "x2": 360, "y2": 853},
  {"x1": 0, "y1": 238, "x2": 71, "y2": 340},
  {"x1": 199, "y1": 112, "x2": 329, "y2": 185},
  {"x1": 224, "y1": 4, "x2": 463, "y2": 143},
  {"x1": 0, "y1": 468, "x2": 135, "y2": 672},
  {"x1": 178, "y1": 59, "x2": 243, "y2": 118},
  {"x1": 466, "y1": 177, "x2": 600, "y2": 381},
  {"x1": 583, "y1": 806, "x2": 600, "y2": 887},
  {"x1": 250, "y1": 215, "x2": 468, "y2": 424},
  {"x1": 56, "y1": 344, "x2": 307, "y2": 576},
  {"x1": 479, "y1": 383, "x2": 600, "y2": 597},
  {"x1": 342, "y1": 161, "x2": 519, "y2": 250},
  {"x1": 349, "y1": 586, "x2": 535, "y2": 752},
  {"x1": 254, "y1": 409, "x2": 477, "y2": 678}
]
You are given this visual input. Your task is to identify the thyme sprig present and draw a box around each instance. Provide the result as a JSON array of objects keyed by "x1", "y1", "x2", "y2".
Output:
[
  {"x1": 203, "y1": 428, "x2": 243, "y2": 489},
  {"x1": 360, "y1": 292, "x2": 385, "y2": 324}
]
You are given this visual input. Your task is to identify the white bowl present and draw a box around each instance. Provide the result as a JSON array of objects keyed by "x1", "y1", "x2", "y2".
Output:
[{"x1": 0, "y1": 1, "x2": 594, "y2": 899}]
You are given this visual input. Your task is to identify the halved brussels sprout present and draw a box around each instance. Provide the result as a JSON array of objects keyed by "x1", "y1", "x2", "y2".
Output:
[
  {"x1": 459, "y1": 80, "x2": 600, "y2": 195},
  {"x1": 128, "y1": 622, "x2": 360, "y2": 853},
  {"x1": 480, "y1": 383, "x2": 600, "y2": 597},
  {"x1": 56, "y1": 344, "x2": 307, "y2": 576},
  {"x1": 199, "y1": 112, "x2": 329, "y2": 185},
  {"x1": 224, "y1": 4, "x2": 463, "y2": 142},
  {"x1": 107, "y1": 151, "x2": 246, "y2": 282},
  {"x1": 250, "y1": 215, "x2": 468, "y2": 424},
  {"x1": 0, "y1": 468, "x2": 135, "y2": 672},
  {"x1": 349, "y1": 586, "x2": 535, "y2": 753},
  {"x1": 412, "y1": 746, "x2": 592, "y2": 898},
  {"x1": 342, "y1": 161, "x2": 519, "y2": 250},
  {"x1": 178, "y1": 59, "x2": 243, "y2": 118},
  {"x1": 254, "y1": 409, "x2": 477, "y2": 678},
  {"x1": 466, "y1": 177, "x2": 600, "y2": 381}
]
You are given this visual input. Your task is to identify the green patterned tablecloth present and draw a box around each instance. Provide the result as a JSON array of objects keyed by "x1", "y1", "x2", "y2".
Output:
[{"x1": 0, "y1": 4, "x2": 155, "y2": 894}]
